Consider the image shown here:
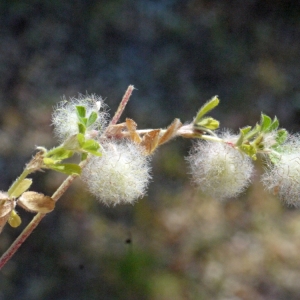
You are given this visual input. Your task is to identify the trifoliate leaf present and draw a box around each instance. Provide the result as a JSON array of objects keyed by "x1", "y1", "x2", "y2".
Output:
[
  {"x1": 46, "y1": 147, "x2": 74, "y2": 161},
  {"x1": 84, "y1": 149, "x2": 102, "y2": 156},
  {"x1": 82, "y1": 140, "x2": 102, "y2": 156},
  {"x1": 62, "y1": 135, "x2": 81, "y2": 151},
  {"x1": 78, "y1": 122, "x2": 86, "y2": 134},
  {"x1": 240, "y1": 126, "x2": 252, "y2": 135},
  {"x1": 236, "y1": 126, "x2": 252, "y2": 146},
  {"x1": 18, "y1": 191, "x2": 55, "y2": 213},
  {"x1": 253, "y1": 134, "x2": 264, "y2": 148},
  {"x1": 81, "y1": 153, "x2": 88, "y2": 161},
  {"x1": 10, "y1": 179, "x2": 32, "y2": 198},
  {"x1": 76, "y1": 105, "x2": 86, "y2": 119},
  {"x1": 194, "y1": 96, "x2": 219, "y2": 124},
  {"x1": 86, "y1": 111, "x2": 98, "y2": 127},
  {"x1": 82, "y1": 139, "x2": 100, "y2": 151},
  {"x1": 269, "y1": 153, "x2": 281, "y2": 164},
  {"x1": 275, "y1": 129, "x2": 288, "y2": 145},
  {"x1": 77, "y1": 133, "x2": 85, "y2": 147},
  {"x1": 195, "y1": 117, "x2": 219, "y2": 130},
  {"x1": 43, "y1": 158, "x2": 56, "y2": 165},
  {"x1": 244, "y1": 124, "x2": 261, "y2": 140},
  {"x1": 48, "y1": 163, "x2": 82, "y2": 175},
  {"x1": 8, "y1": 210, "x2": 21, "y2": 228},
  {"x1": 269, "y1": 116, "x2": 279, "y2": 131},
  {"x1": 260, "y1": 114, "x2": 272, "y2": 132},
  {"x1": 240, "y1": 144, "x2": 257, "y2": 160}
]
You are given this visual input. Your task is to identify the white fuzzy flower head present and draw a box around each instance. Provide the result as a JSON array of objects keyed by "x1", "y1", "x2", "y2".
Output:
[
  {"x1": 187, "y1": 135, "x2": 254, "y2": 200},
  {"x1": 261, "y1": 135, "x2": 300, "y2": 206},
  {"x1": 81, "y1": 141, "x2": 151, "y2": 205},
  {"x1": 52, "y1": 94, "x2": 108, "y2": 142}
]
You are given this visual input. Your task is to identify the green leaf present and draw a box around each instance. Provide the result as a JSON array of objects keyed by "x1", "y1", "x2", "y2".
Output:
[
  {"x1": 240, "y1": 144, "x2": 257, "y2": 160},
  {"x1": 82, "y1": 139, "x2": 100, "y2": 151},
  {"x1": 82, "y1": 140, "x2": 102, "y2": 156},
  {"x1": 269, "y1": 153, "x2": 281, "y2": 164},
  {"x1": 43, "y1": 157, "x2": 56, "y2": 165},
  {"x1": 8, "y1": 210, "x2": 21, "y2": 228},
  {"x1": 85, "y1": 149, "x2": 102, "y2": 156},
  {"x1": 260, "y1": 114, "x2": 272, "y2": 132},
  {"x1": 244, "y1": 124, "x2": 261, "y2": 140},
  {"x1": 194, "y1": 117, "x2": 219, "y2": 130},
  {"x1": 62, "y1": 135, "x2": 80, "y2": 151},
  {"x1": 194, "y1": 96, "x2": 219, "y2": 124},
  {"x1": 78, "y1": 123, "x2": 86, "y2": 134},
  {"x1": 240, "y1": 126, "x2": 252, "y2": 135},
  {"x1": 10, "y1": 179, "x2": 32, "y2": 198},
  {"x1": 76, "y1": 105, "x2": 86, "y2": 119},
  {"x1": 48, "y1": 163, "x2": 81, "y2": 175},
  {"x1": 86, "y1": 111, "x2": 98, "y2": 127},
  {"x1": 275, "y1": 129, "x2": 288, "y2": 145},
  {"x1": 81, "y1": 153, "x2": 88, "y2": 161},
  {"x1": 236, "y1": 135, "x2": 244, "y2": 147},
  {"x1": 236, "y1": 126, "x2": 252, "y2": 146},
  {"x1": 46, "y1": 147, "x2": 74, "y2": 161},
  {"x1": 269, "y1": 116, "x2": 279, "y2": 131},
  {"x1": 77, "y1": 133, "x2": 85, "y2": 147},
  {"x1": 253, "y1": 134, "x2": 264, "y2": 148},
  {"x1": 236, "y1": 128, "x2": 247, "y2": 146},
  {"x1": 82, "y1": 117, "x2": 88, "y2": 125}
]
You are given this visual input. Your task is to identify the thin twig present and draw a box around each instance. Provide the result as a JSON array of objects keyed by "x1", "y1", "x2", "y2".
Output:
[{"x1": 109, "y1": 85, "x2": 135, "y2": 126}]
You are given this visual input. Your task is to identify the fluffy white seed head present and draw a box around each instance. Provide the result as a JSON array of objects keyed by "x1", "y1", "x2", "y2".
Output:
[
  {"x1": 187, "y1": 135, "x2": 254, "y2": 200},
  {"x1": 81, "y1": 141, "x2": 151, "y2": 205},
  {"x1": 261, "y1": 135, "x2": 300, "y2": 206},
  {"x1": 52, "y1": 94, "x2": 108, "y2": 142}
]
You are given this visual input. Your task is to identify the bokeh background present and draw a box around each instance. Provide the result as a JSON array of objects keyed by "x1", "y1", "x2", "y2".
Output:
[{"x1": 1, "y1": 1, "x2": 300, "y2": 299}]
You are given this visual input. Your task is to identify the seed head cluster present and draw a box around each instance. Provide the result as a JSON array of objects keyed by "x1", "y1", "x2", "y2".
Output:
[
  {"x1": 187, "y1": 135, "x2": 254, "y2": 200},
  {"x1": 261, "y1": 135, "x2": 300, "y2": 207},
  {"x1": 51, "y1": 94, "x2": 300, "y2": 207},
  {"x1": 81, "y1": 141, "x2": 151, "y2": 205}
]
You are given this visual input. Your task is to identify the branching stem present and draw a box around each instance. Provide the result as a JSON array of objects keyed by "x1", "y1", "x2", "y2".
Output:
[{"x1": 0, "y1": 86, "x2": 135, "y2": 270}]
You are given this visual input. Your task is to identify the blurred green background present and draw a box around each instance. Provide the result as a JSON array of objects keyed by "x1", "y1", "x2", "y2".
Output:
[{"x1": 1, "y1": 1, "x2": 300, "y2": 299}]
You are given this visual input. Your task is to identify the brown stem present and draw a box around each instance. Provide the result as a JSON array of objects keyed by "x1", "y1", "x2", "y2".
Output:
[
  {"x1": 109, "y1": 85, "x2": 135, "y2": 126},
  {"x1": 0, "y1": 212, "x2": 45, "y2": 269}
]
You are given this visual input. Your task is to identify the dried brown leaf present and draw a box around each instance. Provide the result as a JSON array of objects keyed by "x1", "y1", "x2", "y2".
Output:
[
  {"x1": 0, "y1": 214, "x2": 11, "y2": 233},
  {"x1": 141, "y1": 129, "x2": 161, "y2": 154},
  {"x1": 0, "y1": 198, "x2": 14, "y2": 218},
  {"x1": 126, "y1": 118, "x2": 142, "y2": 143},
  {"x1": 26, "y1": 150, "x2": 46, "y2": 172},
  {"x1": 18, "y1": 191, "x2": 55, "y2": 213},
  {"x1": 158, "y1": 118, "x2": 182, "y2": 146},
  {"x1": 105, "y1": 123, "x2": 126, "y2": 138},
  {"x1": 0, "y1": 196, "x2": 15, "y2": 233}
]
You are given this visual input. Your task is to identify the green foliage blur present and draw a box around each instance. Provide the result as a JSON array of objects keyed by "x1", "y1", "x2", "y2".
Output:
[{"x1": 1, "y1": 1, "x2": 300, "y2": 299}]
